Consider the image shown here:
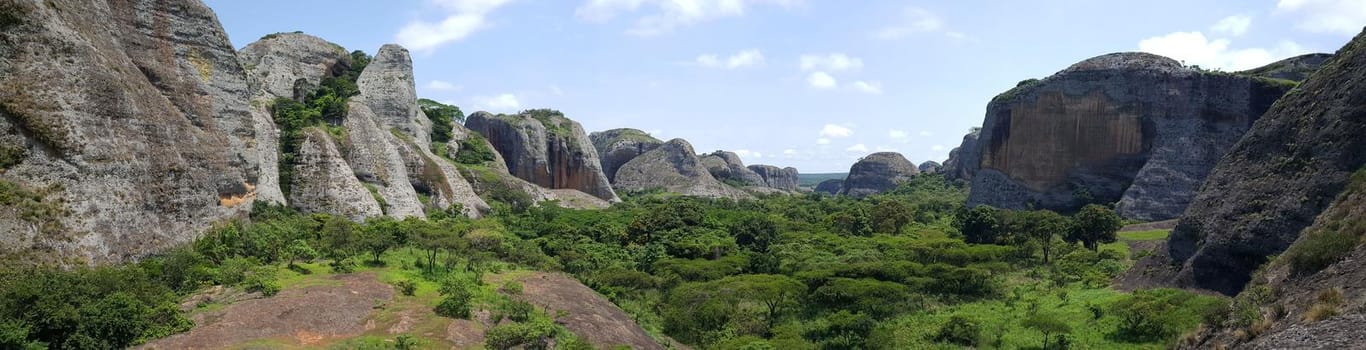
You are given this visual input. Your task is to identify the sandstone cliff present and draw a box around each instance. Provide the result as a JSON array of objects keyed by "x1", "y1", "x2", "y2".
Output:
[
  {"x1": 466, "y1": 110, "x2": 619, "y2": 202},
  {"x1": 840, "y1": 152, "x2": 919, "y2": 198},
  {"x1": 942, "y1": 129, "x2": 980, "y2": 182},
  {"x1": 1162, "y1": 30, "x2": 1366, "y2": 296},
  {"x1": 589, "y1": 128, "x2": 661, "y2": 182},
  {"x1": 0, "y1": 0, "x2": 257, "y2": 262},
  {"x1": 613, "y1": 139, "x2": 751, "y2": 199},
  {"x1": 700, "y1": 151, "x2": 765, "y2": 186},
  {"x1": 748, "y1": 164, "x2": 800, "y2": 191},
  {"x1": 962, "y1": 52, "x2": 1303, "y2": 221},
  {"x1": 287, "y1": 128, "x2": 383, "y2": 221}
]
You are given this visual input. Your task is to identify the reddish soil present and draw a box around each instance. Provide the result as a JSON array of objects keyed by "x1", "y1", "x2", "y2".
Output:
[{"x1": 138, "y1": 273, "x2": 393, "y2": 349}]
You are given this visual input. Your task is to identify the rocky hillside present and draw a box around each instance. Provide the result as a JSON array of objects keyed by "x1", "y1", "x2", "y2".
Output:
[
  {"x1": 840, "y1": 152, "x2": 919, "y2": 197},
  {"x1": 961, "y1": 52, "x2": 1314, "y2": 221},
  {"x1": 0, "y1": 0, "x2": 257, "y2": 262},
  {"x1": 700, "y1": 151, "x2": 765, "y2": 186},
  {"x1": 749, "y1": 164, "x2": 800, "y2": 192},
  {"x1": 942, "y1": 129, "x2": 980, "y2": 182},
  {"x1": 1161, "y1": 29, "x2": 1366, "y2": 296},
  {"x1": 590, "y1": 128, "x2": 662, "y2": 183},
  {"x1": 1240, "y1": 53, "x2": 1335, "y2": 82},
  {"x1": 613, "y1": 139, "x2": 750, "y2": 199},
  {"x1": 814, "y1": 179, "x2": 843, "y2": 195},
  {"x1": 466, "y1": 110, "x2": 619, "y2": 203}
]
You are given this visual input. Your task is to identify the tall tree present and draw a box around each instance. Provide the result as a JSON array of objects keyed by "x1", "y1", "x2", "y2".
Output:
[
  {"x1": 1067, "y1": 204, "x2": 1123, "y2": 250},
  {"x1": 955, "y1": 205, "x2": 1001, "y2": 244},
  {"x1": 1012, "y1": 210, "x2": 1070, "y2": 263}
]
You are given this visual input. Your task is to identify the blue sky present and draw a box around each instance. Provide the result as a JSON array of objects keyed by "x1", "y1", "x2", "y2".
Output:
[{"x1": 205, "y1": 0, "x2": 1365, "y2": 173}]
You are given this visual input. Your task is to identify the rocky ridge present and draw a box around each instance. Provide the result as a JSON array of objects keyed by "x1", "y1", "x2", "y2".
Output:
[
  {"x1": 466, "y1": 111, "x2": 619, "y2": 203},
  {"x1": 613, "y1": 139, "x2": 751, "y2": 199},
  {"x1": 840, "y1": 152, "x2": 919, "y2": 197}
]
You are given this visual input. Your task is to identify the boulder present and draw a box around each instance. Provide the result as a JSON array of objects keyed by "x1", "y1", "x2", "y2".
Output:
[
  {"x1": 700, "y1": 151, "x2": 765, "y2": 186},
  {"x1": 0, "y1": 0, "x2": 257, "y2": 262},
  {"x1": 840, "y1": 152, "x2": 919, "y2": 197},
  {"x1": 466, "y1": 110, "x2": 619, "y2": 202},
  {"x1": 589, "y1": 128, "x2": 661, "y2": 182},
  {"x1": 918, "y1": 161, "x2": 943, "y2": 174},
  {"x1": 1165, "y1": 31, "x2": 1366, "y2": 295},
  {"x1": 613, "y1": 139, "x2": 751, "y2": 199},
  {"x1": 748, "y1": 165, "x2": 800, "y2": 191},
  {"x1": 287, "y1": 129, "x2": 383, "y2": 222},
  {"x1": 815, "y1": 179, "x2": 844, "y2": 195},
  {"x1": 942, "y1": 129, "x2": 980, "y2": 182},
  {"x1": 962, "y1": 52, "x2": 1305, "y2": 221}
]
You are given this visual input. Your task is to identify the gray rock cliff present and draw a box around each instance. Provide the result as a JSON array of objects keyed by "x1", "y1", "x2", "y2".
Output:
[
  {"x1": 815, "y1": 179, "x2": 844, "y2": 195},
  {"x1": 840, "y1": 152, "x2": 919, "y2": 198},
  {"x1": 942, "y1": 129, "x2": 980, "y2": 182},
  {"x1": 614, "y1": 139, "x2": 751, "y2": 199},
  {"x1": 466, "y1": 110, "x2": 619, "y2": 202},
  {"x1": 700, "y1": 151, "x2": 766, "y2": 186},
  {"x1": 589, "y1": 128, "x2": 662, "y2": 182},
  {"x1": 287, "y1": 128, "x2": 383, "y2": 222},
  {"x1": 748, "y1": 164, "x2": 800, "y2": 191},
  {"x1": 918, "y1": 161, "x2": 943, "y2": 174}
]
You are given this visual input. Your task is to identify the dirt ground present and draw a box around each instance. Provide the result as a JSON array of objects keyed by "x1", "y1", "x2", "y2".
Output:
[
  {"x1": 138, "y1": 273, "x2": 394, "y2": 349},
  {"x1": 512, "y1": 272, "x2": 669, "y2": 350}
]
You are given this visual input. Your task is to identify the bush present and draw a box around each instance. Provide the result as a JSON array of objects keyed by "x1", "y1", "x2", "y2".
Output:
[
  {"x1": 435, "y1": 279, "x2": 473, "y2": 319},
  {"x1": 933, "y1": 315, "x2": 981, "y2": 346},
  {"x1": 1111, "y1": 288, "x2": 1227, "y2": 342},
  {"x1": 484, "y1": 320, "x2": 556, "y2": 350},
  {"x1": 1285, "y1": 228, "x2": 1358, "y2": 276},
  {"x1": 453, "y1": 135, "x2": 498, "y2": 165},
  {"x1": 396, "y1": 280, "x2": 417, "y2": 296},
  {"x1": 502, "y1": 281, "x2": 523, "y2": 295}
]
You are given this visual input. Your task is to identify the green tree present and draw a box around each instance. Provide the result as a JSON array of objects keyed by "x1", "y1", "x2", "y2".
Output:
[
  {"x1": 934, "y1": 315, "x2": 981, "y2": 347},
  {"x1": 1022, "y1": 311, "x2": 1071, "y2": 350},
  {"x1": 1067, "y1": 204, "x2": 1122, "y2": 250},
  {"x1": 284, "y1": 239, "x2": 317, "y2": 268},
  {"x1": 418, "y1": 98, "x2": 464, "y2": 143},
  {"x1": 871, "y1": 199, "x2": 913, "y2": 234},
  {"x1": 731, "y1": 214, "x2": 779, "y2": 252},
  {"x1": 828, "y1": 207, "x2": 873, "y2": 237},
  {"x1": 955, "y1": 205, "x2": 1001, "y2": 244},
  {"x1": 1012, "y1": 210, "x2": 1070, "y2": 264},
  {"x1": 358, "y1": 217, "x2": 399, "y2": 264}
]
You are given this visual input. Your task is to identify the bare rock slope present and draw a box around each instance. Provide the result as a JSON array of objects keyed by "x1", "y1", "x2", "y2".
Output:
[
  {"x1": 614, "y1": 139, "x2": 750, "y2": 199},
  {"x1": 466, "y1": 111, "x2": 619, "y2": 202}
]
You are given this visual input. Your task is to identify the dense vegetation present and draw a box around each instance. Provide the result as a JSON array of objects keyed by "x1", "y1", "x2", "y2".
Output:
[
  {"x1": 418, "y1": 98, "x2": 464, "y2": 144},
  {"x1": 0, "y1": 173, "x2": 1231, "y2": 349},
  {"x1": 270, "y1": 50, "x2": 371, "y2": 196}
]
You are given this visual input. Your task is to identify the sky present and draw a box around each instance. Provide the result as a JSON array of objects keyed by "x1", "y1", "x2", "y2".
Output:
[{"x1": 204, "y1": 0, "x2": 1366, "y2": 173}]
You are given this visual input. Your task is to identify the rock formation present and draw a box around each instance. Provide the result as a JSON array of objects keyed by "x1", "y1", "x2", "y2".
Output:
[
  {"x1": 918, "y1": 161, "x2": 943, "y2": 174},
  {"x1": 748, "y1": 165, "x2": 800, "y2": 191},
  {"x1": 589, "y1": 128, "x2": 661, "y2": 182},
  {"x1": 815, "y1": 179, "x2": 844, "y2": 195},
  {"x1": 288, "y1": 129, "x2": 384, "y2": 221},
  {"x1": 962, "y1": 52, "x2": 1308, "y2": 221},
  {"x1": 942, "y1": 129, "x2": 980, "y2": 182},
  {"x1": 840, "y1": 152, "x2": 919, "y2": 197},
  {"x1": 613, "y1": 139, "x2": 751, "y2": 199},
  {"x1": 466, "y1": 110, "x2": 619, "y2": 202},
  {"x1": 238, "y1": 32, "x2": 354, "y2": 205},
  {"x1": 1163, "y1": 31, "x2": 1366, "y2": 295},
  {"x1": 0, "y1": 0, "x2": 257, "y2": 262},
  {"x1": 700, "y1": 151, "x2": 766, "y2": 186},
  {"x1": 356, "y1": 45, "x2": 432, "y2": 146},
  {"x1": 1239, "y1": 53, "x2": 1334, "y2": 82}
]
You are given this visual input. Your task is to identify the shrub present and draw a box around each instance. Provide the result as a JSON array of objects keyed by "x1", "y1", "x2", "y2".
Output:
[
  {"x1": 1304, "y1": 288, "x2": 1344, "y2": 322},
  {"x1": 1285, "y1": 228, "x2": 1357, "y2": 276},
  {"x1": 1111, "y1": 288, "x2": 1227, "y2": 342},
  {"x1": 435, "y1": 279, "x2": 473, "y2": 319},
  {"x1": 453, "y1": 135, "x2": 497, "y2": 165},
  {"x1": 502, "y1": 281, "x2": 523, "y2": 295},
  {"x1": 933, "y1": 315, "x2": 981, "y2": 346},
  {"x1": 484, "y1": 320, "x2": 556, "y2": 350},
  {"x1": 395, "y1": 280, "x2": 417, "y2": 296},
  {"x1": 501, "y1": 300, "x2": 535, "y2": 323}
]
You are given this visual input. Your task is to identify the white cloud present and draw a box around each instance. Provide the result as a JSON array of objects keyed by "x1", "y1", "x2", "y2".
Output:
[
  {"x1": 850, "y1": 80, "x2": 882, "y2": 94},
  {"x1": 696, "y1": 49, "x2": 766, "y2": 69},
  {"x1": 473, "y1": 93, "x2": 521, "y2": 111},
  {"x1": 646, "y1": 129, "x2": 663, "y2": 136},
  {"x1": 1277, "y1": 0, "x2": 1366, "y2": 35},
  {"x1": 799, "y1": 53, "x2": 863, "y2": 72},
  {"x1": 931, "y1": 144, "x2": 946, "y2": 151},
  {"x1": 1211, "y1": 15, "x2": 1253, "y2": 36},
  {"x1": 576, "y1": 0, "x2": 802, "y2": 36},
  {"x1": 919, "y1": 131, "x2": 931, "y2": 136},
  {"x1": 1138, "y1": 31, "x2": 1310, "y2": 71},
  {"x1": 735, "y1": 149, "x2": 763, "y2": 158},
  {"x1": 845, "y1": 144, "x2": 869, "y2": 152},
  {"x1": 816, "y1": 138, "x2": 831, "y2": 145},
  {"x1": 888, "y1": 129, "x2": 908, "y2": 139},
  {"x1": 427, "y1": 80, "x2": 460, "y2": 90},
  {"x1": 878, "y1": 7, "x2": 945, "y2": 39},
  {"x1": 819, "y1": 124, "x2": 852, "y2": 138},
  {"x1": 783, "y1": 149, "x2": 798, "y2": 155},
  {"x1": 396, "y1": 0, "x2": 514, "y2": 52},
  {"x1": 807, "y1": 71, "x2": 837, "y2": 89}
]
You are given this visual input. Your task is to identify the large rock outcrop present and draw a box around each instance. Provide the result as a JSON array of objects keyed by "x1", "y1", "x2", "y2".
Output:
[
  {"x1": 1164, "y1": 31, "x2": 1366, "y2": 295},
  {"x1": 815, "y1": 179, "x2": 844, "y2": 195},
  {"x1": 0, "y1": 0, "x2": 257, "y2": 262},
  {"x1": 840, "y1": 152, "x2": 919, "y2": 197},
  {"x1": 700, "y1": 151, "x2": 766, "y2": 186},
  {"x1": 466, "y1": 110, "x2": 619, "y2": 202},
  {"x1": 288, "y1": 129, "x2": 383, "y2": 221},
  {"x1": 1239, "y1": 53, "x2": 1334, "y2": 82},
  {"x1": 748, "y1": 165, "x2": 800, "y2": 191},
  {"x1": 942, "y1": 129, "x2": 980, "y2": 182},
  {"x1": 237, "y1": 32, "x2": 354, "y2": 205},
  {"x1": 613, "y1": 139, "x2": 750, "y2": 199},
  {"x1": 356, "y1": 45, "x2": 431, "y2": 146},
  {"x1": 340, "y1": 101, "x2": 424, "y2": 218},
  {"x1": 918, "y1": 161, "x2": 943, "y2": 174},
  {"x1": 589, "y1": 128, "x2": 661, "y2": 182},
  {"x1": 963, "y1": 52, "x2": 1306, "y2": 220}
]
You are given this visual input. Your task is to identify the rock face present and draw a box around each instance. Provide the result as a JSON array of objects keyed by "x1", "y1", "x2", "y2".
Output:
[
  {"x1": 1239, "y1": 53, "x2": 1334, "y2": 82},
  {"x1": 356, "y1": 45, "x2": 431, "y2": 146},
  {"x1": 466, "y1": 111, "x2": 619, "y2": 202},
  {"x1": 918, "y1": 161, "x2": 943, "y2": 174},
  {"x1": 840, "y1": 152, "x2": 919, "y2": 197},
  {"x1": 0, "y1": 0, "x2": 257, "y2": 262},
  {"x1": 748, "y1": 165, "x2": 800, "y2": 191},
  {"x1": 962, "y1": 52, "x2": 1299, "y2": 221},
  {"x1": 340, "y1": 101, "x2": 424, "y2": 218},
  {"x1": 815, "y1": 179, "x2": 844, "y2": 195},
  {"x1": 589, "y1": 128, "x2": 661, "y2": 182},
  {"x1": 288, "y1": 129, "x2": 383, "y2": 221},
  {"x1": 238, "y1": 32, "x2": 354, "y2": 205},
  {"x1": 701, "y1": 151, "x2": 766, "y2": 186},
  {"x1": 942, "y1": 129, "x2": 980, "y2": 181},
  {"x1": 613, "y1": 139, "x2": 750, "y2": 199},
  {"x1": 1164, "y1": 32, "x2": 1366, "y2": 295}
]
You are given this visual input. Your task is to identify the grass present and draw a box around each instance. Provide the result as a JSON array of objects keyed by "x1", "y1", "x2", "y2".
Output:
[{"x1": 1118, "y1": 230, "x2": 1170, "y2": 242}]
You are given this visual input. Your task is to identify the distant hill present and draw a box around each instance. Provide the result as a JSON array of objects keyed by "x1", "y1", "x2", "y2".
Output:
[{"x1": 798, "y1": 173, "x2": 847, "y2": 187}]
